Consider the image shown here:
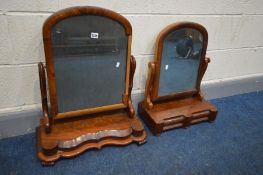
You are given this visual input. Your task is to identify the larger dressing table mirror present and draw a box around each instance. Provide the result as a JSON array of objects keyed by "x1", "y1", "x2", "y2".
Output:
[
  {"x1": 138, "y1": 22, "x2": 217, "y2": 135},
  {"x1": 37, "y1": 6, "x2": 146, "y2": 165}
]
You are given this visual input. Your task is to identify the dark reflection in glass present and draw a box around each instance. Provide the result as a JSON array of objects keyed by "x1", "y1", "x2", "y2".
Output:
[
  {"x1": 158, "y1": 28, "x2": 203, "y2": 96},
  {"x1": 51, "y1": 15, "x2": 127, "y2": 113}
]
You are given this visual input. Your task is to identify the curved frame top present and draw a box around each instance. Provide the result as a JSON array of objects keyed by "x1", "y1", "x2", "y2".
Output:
[
  {"x1": 42, "y1": 6, "x2": 133, "y2": 119},
  {"x1": 43, "y1": 6, "x2": 132, "y2": 38},
  {"x1": 151, "y1": 22, "x2": 208, "y2": 101}
]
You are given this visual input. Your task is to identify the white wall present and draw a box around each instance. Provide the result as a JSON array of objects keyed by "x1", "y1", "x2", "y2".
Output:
[{"x1": 0, "y1": 0, "x2": 263, "y2": 114}]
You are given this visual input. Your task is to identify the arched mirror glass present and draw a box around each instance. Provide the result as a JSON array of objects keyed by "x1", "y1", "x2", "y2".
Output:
[
  {"x1": 158, "y1": 28, "x2": 203, "y2": 96},
  {"x1": 51, "y1": 16, "x2": 128, "y2": 113}
]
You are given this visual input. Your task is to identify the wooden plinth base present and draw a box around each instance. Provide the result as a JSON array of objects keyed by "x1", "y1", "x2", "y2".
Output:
[
  {"x1": 138, "y1": 96, "x2": 217, "y2": 136},
  {"x1": 37, "y1": 110, "x2": 146, "y2": 165}
]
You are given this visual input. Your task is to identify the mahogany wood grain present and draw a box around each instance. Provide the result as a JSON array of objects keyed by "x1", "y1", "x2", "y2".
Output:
[
  {"x1": 127, "y1": 55, "x2": 136, "y2": 118},
  {"x1": 138, "y1": 22, "x2": 217, "y2": 135},
  {"x1": 42, "y1": 6, "x2": 133, "y2": 119},
  {"x1": 143, "y1": 62, "x2": 155, "y2": 110},
  {"x1": 151, "y1": 22, "x2": 208, "y2": 101},
  {"x1": 38, "y1": 58, "x2": 146, "y2": 165},
  {"x1": 37, "y1": 6, "x2": 146, "y2": 165},
  {"x1": 37, "y1": 110, "x2": 146, "y2": 164},
  {"x1": 38, "y1": 63, "x2": 51, "y2": 133},
  {"x1": 55, "y1": 103, "x2": 127, "y2": 120},
  {"x1": 139, "y1": 96, "x2": 217, "y2": 135}
]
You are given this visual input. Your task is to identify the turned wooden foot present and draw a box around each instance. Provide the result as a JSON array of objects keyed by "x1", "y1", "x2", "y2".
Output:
[
  {"x1": 137, "y1": 139, "x2": 147, "y2": 146},
  {"x1": 153, "y1": 132, "x2": 161, "y2": 136}
]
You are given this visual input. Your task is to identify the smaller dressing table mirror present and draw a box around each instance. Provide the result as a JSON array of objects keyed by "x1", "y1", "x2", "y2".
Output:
[
  {"x1": 138, "y1": 22, "x2": 217, "y2": 135},
  {"x1": 37, "y1": 6, "x2": 146, "y2": 165}
]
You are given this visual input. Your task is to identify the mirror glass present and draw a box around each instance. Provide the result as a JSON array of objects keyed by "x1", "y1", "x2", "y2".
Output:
[
  {"x1": 51, "y1": 15, "x2": 128, "y2": 113},
  {"x1": 158, "y1": 28, "x2": 203, "y2": 96}
]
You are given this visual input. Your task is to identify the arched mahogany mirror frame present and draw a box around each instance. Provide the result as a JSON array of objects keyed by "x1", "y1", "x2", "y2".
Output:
[
  {"x1": 42, "y1": 6, "x2": 133, "y2": 120},
  {"x1": 150, "y1": 22, "x2": 209, "y2": 102},
  {"x1": 37, "y1": 7, "x2": 146, "y2": 166},
  {"x1": 139, "y1": 22, "x2": 217, "y2": 136}
]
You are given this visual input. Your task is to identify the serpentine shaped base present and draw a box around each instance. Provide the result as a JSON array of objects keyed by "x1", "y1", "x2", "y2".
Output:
[{"x1": 37, "y1": 111, "x2": 146, "y2": 165}]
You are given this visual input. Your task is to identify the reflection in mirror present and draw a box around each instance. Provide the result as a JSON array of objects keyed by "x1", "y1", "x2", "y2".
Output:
[
  {"x1": 158, "y1": 28, "x2": 203, "y2": 96},
  {"x1": 51, "y1": 15, "x2": 128, "y2": 113}
]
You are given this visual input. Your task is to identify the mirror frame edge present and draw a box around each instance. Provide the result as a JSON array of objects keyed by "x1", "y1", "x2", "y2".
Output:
[
  {"x1": 42, "y1": 6, "x2": 133, "y2": 119},
  {"x1": 151, "y1": 21, "x2": 209, "y2": 102}
]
